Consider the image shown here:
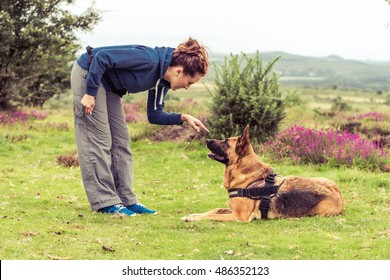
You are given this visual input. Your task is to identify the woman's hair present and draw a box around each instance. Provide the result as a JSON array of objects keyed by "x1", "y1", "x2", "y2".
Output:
[{"x1": 171, "y1": 37, "x2": 209, "y2": 77}]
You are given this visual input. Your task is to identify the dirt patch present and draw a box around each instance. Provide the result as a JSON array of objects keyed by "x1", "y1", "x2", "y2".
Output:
[
  {"x1": 57, "y1": 154, "x2": 79, "y2": 168},
  {"x1": 151, "y1": 124, "x2": 208, "y2": 142}
]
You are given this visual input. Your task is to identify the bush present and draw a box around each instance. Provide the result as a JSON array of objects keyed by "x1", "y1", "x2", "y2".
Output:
[
  {"x1": 0, "y1": 110, "x2": 47, "y2": 125},
  {"x1": 121, "y1": 101, "x2": 146, "y2": 123},
  {"x1": 331, "y1": 96, "x2": 352, "y2": 112},
  {"x1": 331, "y1": 112, "x2": 390, "y2": 146},
  {"x1": 0, "y1": 0, "x2": 101, "y2": 109},
  {"x1": 207, "y1": 52, "x2": 294, "y2": 143},
  {"x1": 260, "y1": 125, "x2": 389, "y2": 171}
]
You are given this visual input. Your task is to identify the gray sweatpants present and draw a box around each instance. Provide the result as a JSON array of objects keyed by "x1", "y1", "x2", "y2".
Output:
[{"x1": 70, "y1": 62, "x2": 138, "y2": 211}]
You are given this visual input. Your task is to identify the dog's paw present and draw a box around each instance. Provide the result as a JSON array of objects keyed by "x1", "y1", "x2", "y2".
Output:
[
  {"x1": 180, "y1": 214, "x2": 201, "y2": 222},
  {"x1": 180, "y1": 216, "x2": 192, "y2": 222}
]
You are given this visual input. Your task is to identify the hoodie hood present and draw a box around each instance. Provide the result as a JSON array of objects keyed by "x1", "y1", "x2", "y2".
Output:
[{"x1": 155, "y1": 46, "x2": 174, "y2": 82}]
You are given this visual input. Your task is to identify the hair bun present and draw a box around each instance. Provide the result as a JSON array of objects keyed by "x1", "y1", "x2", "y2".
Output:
[{"x1": 171, "y1": 37, "x2": 209, "y2": 77}]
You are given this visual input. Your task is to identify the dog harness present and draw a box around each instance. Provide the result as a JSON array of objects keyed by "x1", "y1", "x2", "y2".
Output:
[{"x1": 228, "y1": 170, "x2": 286, "y2": 219}]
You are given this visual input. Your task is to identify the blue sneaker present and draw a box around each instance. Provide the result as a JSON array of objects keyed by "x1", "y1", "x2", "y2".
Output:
[
  {"x1": 98, "y1": 204, "x2": 136, "y2": 216},
  {"x1": 126, "y1": 203, "x2": 157, "y2": 214}
]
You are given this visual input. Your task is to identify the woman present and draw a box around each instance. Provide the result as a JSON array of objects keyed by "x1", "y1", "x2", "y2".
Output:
[{"x1": 71, "y1": 37, "x2": 209, "y2": 216}]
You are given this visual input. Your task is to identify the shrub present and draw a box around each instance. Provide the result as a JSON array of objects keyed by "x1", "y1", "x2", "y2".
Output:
[
  {"x1": 355, "y1": 112, "x2": 385, "y2": 122},
  {"x1": 207, "y1": 52, "x2": 294, "y2": 143},
  {"x1": 121, "y1": 101, "x2": 146, "y2": 123},
  {"x1": 331, "y1": 96, "x2": 352, "y2": 112},
  {"x1": 0, "y1": 110, "x2": 47, "y2": 125},
  {"x1": 0, "y1": 0, "x2": 100, "y2": 109},
  {"x1": 260, "y1": 125, "x2": 389, "y2": 171},
  {"x1": 332, "y1": 112, "x2": 390, "y2": 142}
]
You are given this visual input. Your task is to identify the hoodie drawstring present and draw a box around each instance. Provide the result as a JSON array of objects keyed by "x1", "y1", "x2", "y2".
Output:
[
  {"x1": 153, "y1": 79, "x2": 165, "y2": 111},
  {"x1": 154, "y1": 79, "x2": 160, "y2": 110}
]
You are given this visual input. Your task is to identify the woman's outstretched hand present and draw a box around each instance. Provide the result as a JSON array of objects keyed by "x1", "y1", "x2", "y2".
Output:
[{"x1": 181, "y1": 114, "x2": 209, "y2": 133}]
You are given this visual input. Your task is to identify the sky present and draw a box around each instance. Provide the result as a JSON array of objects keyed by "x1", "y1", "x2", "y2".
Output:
[{"x1": 72, "y1": 0, "x2": 390, "y2": 61}]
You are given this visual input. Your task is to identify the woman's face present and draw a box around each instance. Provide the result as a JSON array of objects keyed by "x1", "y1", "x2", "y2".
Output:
[{"x1": 170, "y1": 68, "x2": 202, "y2": 91}]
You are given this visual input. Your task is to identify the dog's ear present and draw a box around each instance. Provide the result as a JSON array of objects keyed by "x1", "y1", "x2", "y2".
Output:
[
  {"x1": 236, "y1": 125, "x2": 250, "y2": 156},
  {"x1": 242, "y1": 125, "x2": 249, "y2": 138}
]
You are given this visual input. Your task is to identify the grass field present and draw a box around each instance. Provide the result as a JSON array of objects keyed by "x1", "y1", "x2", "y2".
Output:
[{"x1": 0, "y1": 87, "x2": 389, "y2": 260}]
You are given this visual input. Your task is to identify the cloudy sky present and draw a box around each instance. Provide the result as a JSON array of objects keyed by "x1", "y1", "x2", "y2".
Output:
[{"x1": 72, "y1": 0, "x2": 390, "y2": 61}]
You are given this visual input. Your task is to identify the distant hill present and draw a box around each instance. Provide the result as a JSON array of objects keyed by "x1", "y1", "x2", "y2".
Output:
[{"x1": 210, "y1": 51, "x2": 390, "y2": 91}]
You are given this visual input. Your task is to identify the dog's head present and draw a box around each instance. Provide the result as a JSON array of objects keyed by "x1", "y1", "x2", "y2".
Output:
[{"x1": 206, "y1": 125, "x2": 252, "y2": 165}]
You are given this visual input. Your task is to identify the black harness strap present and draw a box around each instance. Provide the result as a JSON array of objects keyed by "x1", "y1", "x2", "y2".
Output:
[
  {"x1": 260, "y1": 173, "x2": 276, "y2": 219},
  {"x1": 228, "y1": 171, "x2": 285, "y2": 220}
]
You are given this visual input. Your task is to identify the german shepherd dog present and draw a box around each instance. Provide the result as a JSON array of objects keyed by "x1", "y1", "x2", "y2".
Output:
[{"x1": 181, "y1": 126, "x2": 344, "y2": 222}]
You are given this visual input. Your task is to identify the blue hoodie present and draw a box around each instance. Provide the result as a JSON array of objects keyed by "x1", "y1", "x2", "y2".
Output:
[{"x1": 76, "y1": 45, "x2": 182, "y2": 125}]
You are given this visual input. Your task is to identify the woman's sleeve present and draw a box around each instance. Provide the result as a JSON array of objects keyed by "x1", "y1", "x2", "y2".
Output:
[{"x1": 147, "y1": 87, "x2": 182, "y2": 125}]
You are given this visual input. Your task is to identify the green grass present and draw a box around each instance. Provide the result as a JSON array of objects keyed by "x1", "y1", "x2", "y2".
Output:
[{"x1": 0, "y1": 110, "x2": 389, "y2": 260}]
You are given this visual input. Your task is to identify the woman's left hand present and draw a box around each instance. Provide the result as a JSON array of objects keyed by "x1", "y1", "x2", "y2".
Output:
[
  {"x1": 181, "y1": 114, "x2": 209, "y2": 133},
  {"x1": 81, "y1": 94, "x2": 95, "y2": 115}
]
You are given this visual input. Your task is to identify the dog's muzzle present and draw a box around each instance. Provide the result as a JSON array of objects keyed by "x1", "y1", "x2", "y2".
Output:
[{"x1": 206, "y1": 139, "x2": 229, "y2": 164}]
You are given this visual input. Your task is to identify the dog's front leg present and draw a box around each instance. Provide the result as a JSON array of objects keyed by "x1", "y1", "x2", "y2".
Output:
[
  {"x1": 181, "y1": 208, "x2": 244, "y2": 222},
  {"x1": 183, "y1": 208, "x2": 232, "y2": 217},
  {"x1": 181, "y1": 208, "x2": 231, "y2": 221}
]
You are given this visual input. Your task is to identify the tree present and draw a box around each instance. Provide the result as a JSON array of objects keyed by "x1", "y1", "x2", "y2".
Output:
[
  {"x1": 0, "y1": 0, "x2": 101, "y2": 109},
  {"x1": 207, "y1": 52, "x2": 294, "y2": 143}
]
